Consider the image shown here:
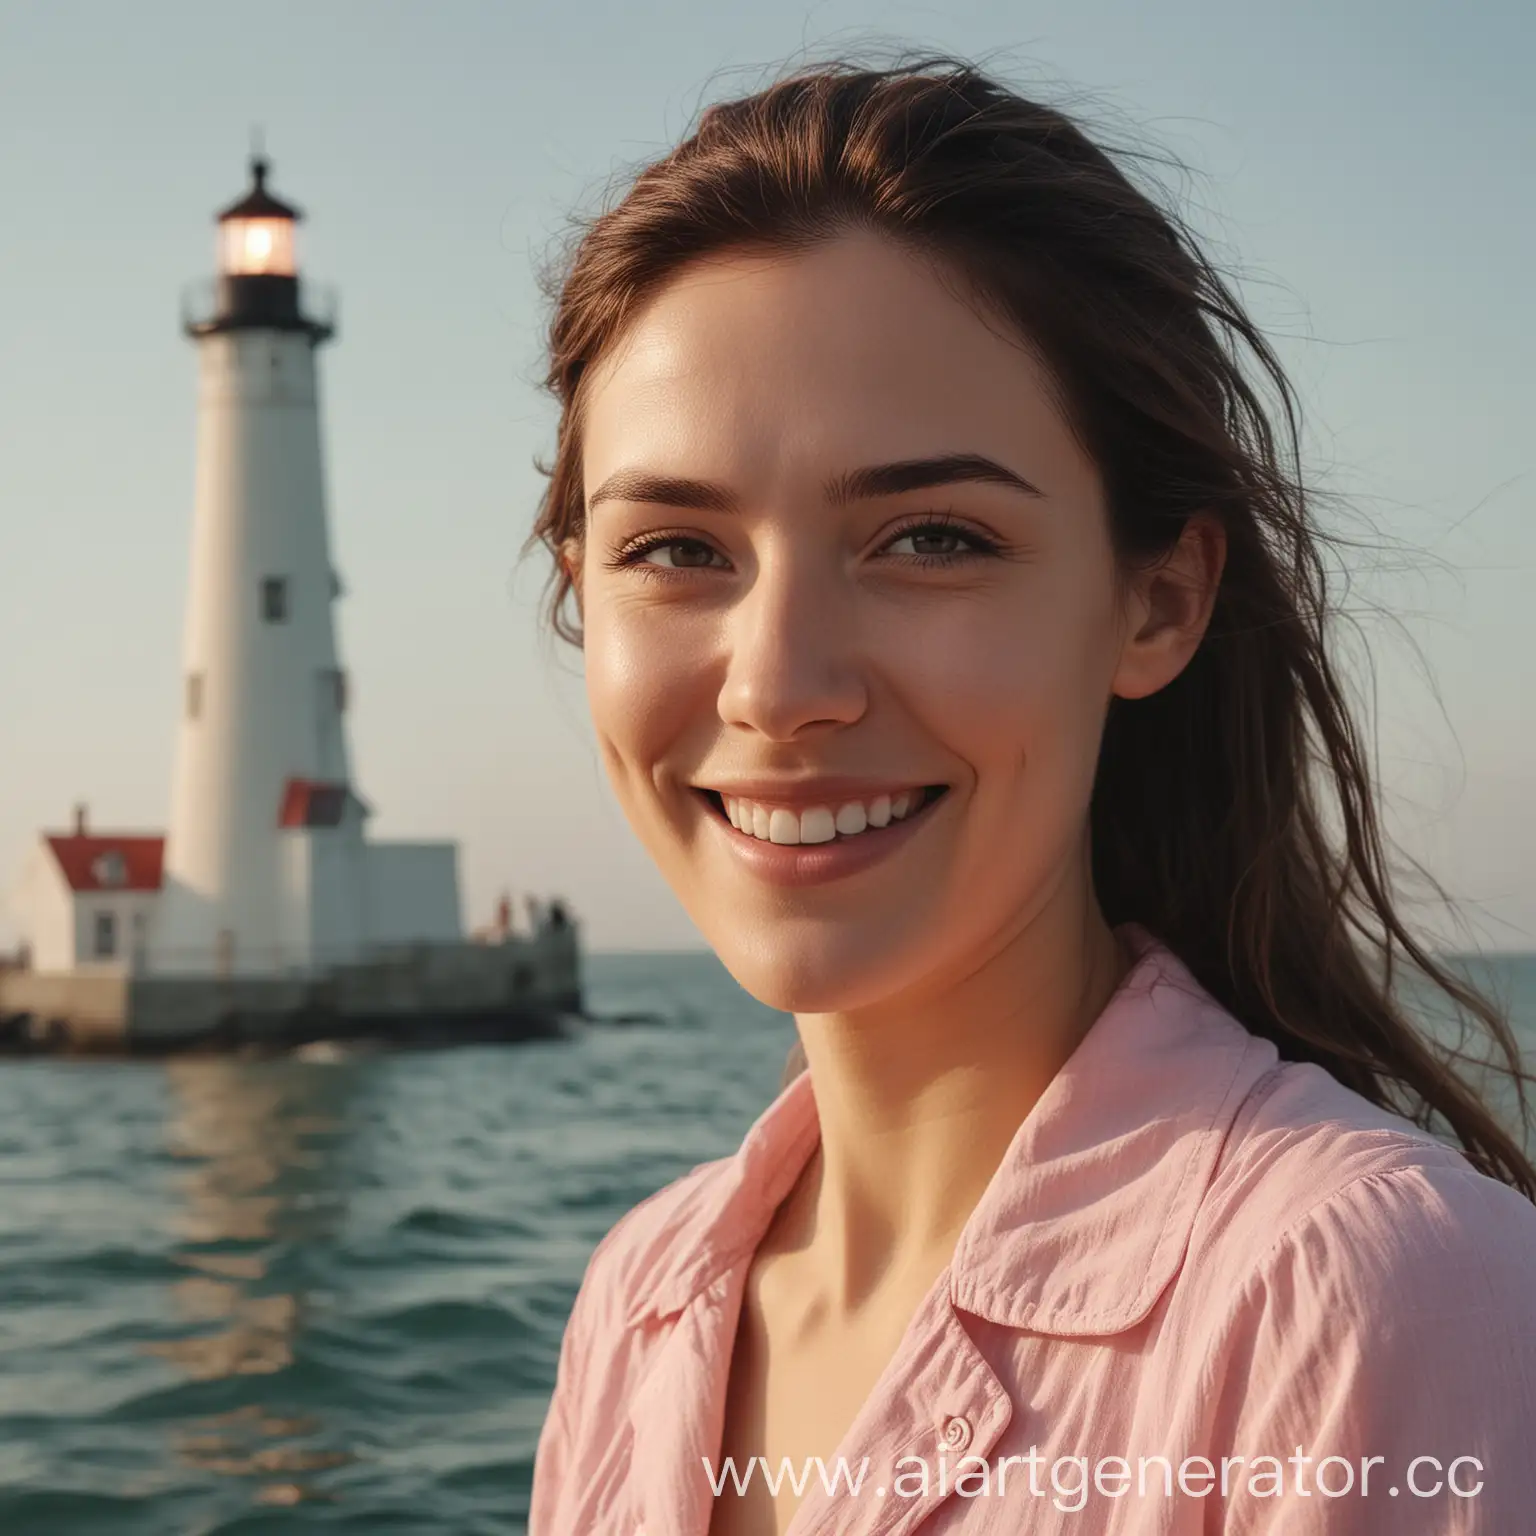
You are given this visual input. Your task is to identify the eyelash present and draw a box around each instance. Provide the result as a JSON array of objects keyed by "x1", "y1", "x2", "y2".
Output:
[{"x1": 601, "y1": 512, "x2": 1004, "y2": 581}]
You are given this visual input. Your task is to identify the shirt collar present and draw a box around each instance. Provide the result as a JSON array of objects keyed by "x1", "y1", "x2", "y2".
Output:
[{"x1": 624, "y1": 924, "x2": 1279, "y2": 1335}]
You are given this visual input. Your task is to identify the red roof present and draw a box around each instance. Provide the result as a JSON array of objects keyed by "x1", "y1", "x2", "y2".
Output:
[
  {"x1": 46, "y1": 834, "x2": 164, "y2": 893},
  {"x1": 278, "y1": 777, "x2": 351, "y2": 828}
]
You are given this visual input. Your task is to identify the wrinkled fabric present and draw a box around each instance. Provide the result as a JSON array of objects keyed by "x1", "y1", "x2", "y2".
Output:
[{"x1": 530, "y1": 927, "x2": 1536, "y2": 1534}]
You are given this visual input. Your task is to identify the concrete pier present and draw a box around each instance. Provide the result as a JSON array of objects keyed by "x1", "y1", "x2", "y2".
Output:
[{"x1": 0, "y1": 925, "x2": 581, "y2": 1055}]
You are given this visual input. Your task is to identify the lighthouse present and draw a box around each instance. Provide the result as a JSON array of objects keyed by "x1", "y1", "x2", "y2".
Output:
[
  {"x1": 154, "y1": 155, "x2": 373, "y2": 975},
  {"x1": 3, "y1": 152, "x2": 582, "y2": 1048}
]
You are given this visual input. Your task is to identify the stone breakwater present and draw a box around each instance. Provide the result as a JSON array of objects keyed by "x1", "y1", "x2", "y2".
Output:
[{"x1": 0, "y1": 929, "x2": 581, "y2": 1055}]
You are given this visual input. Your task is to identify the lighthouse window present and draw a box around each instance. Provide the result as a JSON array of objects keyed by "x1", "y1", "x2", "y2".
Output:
[
  {"x1": 186, "y1": 672, "x2": 204, "y2": 720},
  {"x1": 261, "y1": 576, "x2": 289, "y2": 623}
]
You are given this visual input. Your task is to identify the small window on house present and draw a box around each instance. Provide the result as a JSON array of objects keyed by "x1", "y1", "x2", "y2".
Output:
[
  {"x1": 187, "y1": 672, "x2": 204, "y2": 720},
  {"x1": 91, "y1": 851, "x2": 127, "y2": 888},
  {"x1": 93, "y1": 910, "x2": 117, "y2": 959},
  {"x1": 261, "y1": 576, "x2": 289, "y2": 623}
]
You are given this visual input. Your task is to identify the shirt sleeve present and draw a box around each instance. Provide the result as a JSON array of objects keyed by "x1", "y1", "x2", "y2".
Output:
[
  {"x1": 527, "y1": 1302, "x2": 581, "y2": 1533},
  {"x1": 1208, "y1": 1162, "x2": 1536, "y2": 1534},
  {"x1": 527, "y1": 1224, "x2": 618, "y2": 1536}
]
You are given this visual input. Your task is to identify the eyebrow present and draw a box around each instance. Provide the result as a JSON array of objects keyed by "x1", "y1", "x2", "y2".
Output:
[{"x1": 585, "y1": 452, "x2": 1043, "y2": 516}]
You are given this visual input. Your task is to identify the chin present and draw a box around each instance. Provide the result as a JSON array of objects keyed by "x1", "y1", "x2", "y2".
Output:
[{"x1": 698, "y1": 913, "x2": 938, "y2": 1017}]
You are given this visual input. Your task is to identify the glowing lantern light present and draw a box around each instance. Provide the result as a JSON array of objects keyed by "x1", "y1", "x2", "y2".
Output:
[{"x1": 215, "y1": 157, "x2": 300, "y2": 277}]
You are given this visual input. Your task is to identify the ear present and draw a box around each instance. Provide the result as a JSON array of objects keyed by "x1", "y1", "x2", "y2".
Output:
[{"x1": 1111, "y1": 514, "x2": 1226, "y2": 700}]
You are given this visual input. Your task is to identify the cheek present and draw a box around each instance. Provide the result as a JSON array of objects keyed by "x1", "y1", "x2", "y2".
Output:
[
  {"x1": 893, "y1": 571, "x2": 1120, "y2": 790},
  {"x1": 582, "y1": 598, "x2": 708, "y2": 797}
]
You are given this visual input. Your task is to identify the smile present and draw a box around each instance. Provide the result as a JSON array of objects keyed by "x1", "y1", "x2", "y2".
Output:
[
  {"x1": 693, "y1": 784, "x2": 951, "y2": 888},
  {"x1": 712, "y1": 785, "x2": 947, "y2": 844}
]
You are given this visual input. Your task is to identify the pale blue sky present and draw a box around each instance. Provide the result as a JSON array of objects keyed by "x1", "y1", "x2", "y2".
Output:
[{"x1": 1, "y1": 0, "x2": 1530, "y2": 951}]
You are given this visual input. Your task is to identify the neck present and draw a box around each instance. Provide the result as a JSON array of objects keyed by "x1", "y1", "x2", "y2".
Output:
[{"x1": 784, "y1": 862, "x2": 1128, "y2": 1314}]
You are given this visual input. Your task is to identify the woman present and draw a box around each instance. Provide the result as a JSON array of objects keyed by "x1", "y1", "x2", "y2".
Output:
[{"x1": 525, "y1": 58, "x2": 1536, "y2": 1534}]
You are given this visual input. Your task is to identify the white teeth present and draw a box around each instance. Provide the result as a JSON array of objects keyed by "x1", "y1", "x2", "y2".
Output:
[
  {"x1": 799, "y1": 807, "x2": 837, "y2": 844},
  {"x1": 767, "y1": 808, "x2": 801, "y2": 844},
  {"x1": 833, "y1": 802, "x2": 867, "y2": 836},
  {"x1": 719, "y1": 788, "x2": 936, "y2": 844}
]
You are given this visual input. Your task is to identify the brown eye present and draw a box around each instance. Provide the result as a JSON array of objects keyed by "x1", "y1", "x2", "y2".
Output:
[
  {"x1": 883, "y1": 519, "x2": 1000, "y2": 561},
  {"x1": 603, "y1": 534, "x2": 730, "y2": 575},
  {"x1": 907, "y1": 530, "x2": 964, "y2": 556},
  {"x1": 641, "y1": 538, "x2": 722, "y2": 569}
]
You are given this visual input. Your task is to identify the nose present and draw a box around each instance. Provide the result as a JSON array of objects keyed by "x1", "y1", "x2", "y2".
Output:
[{"x1": 716, "y1": 549, "x2": 867, "y2": 740}]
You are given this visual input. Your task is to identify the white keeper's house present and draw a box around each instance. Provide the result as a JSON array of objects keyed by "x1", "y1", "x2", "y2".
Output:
[{"x1": 12, "y1": 808, "x2": 164, "y2": 972}]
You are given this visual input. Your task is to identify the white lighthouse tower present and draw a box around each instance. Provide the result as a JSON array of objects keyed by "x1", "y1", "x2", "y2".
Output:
[{"x1": 153, "y1": 154, "x2": 367, "y2": 976}]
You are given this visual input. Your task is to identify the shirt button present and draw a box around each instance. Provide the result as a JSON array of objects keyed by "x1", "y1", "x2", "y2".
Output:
[{"x1": 939, "y1": 1413, "x2": 972, "y2": 1453}]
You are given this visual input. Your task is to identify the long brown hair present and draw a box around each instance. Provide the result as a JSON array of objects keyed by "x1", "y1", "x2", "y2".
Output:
[{"x1": 524, "y1": 56, "x2": 1535, "y2": 1195}]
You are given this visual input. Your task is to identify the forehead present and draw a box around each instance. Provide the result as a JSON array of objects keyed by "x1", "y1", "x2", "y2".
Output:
[{"x1": 580, "y1": 230, "x2": 1092, "y2": 500}]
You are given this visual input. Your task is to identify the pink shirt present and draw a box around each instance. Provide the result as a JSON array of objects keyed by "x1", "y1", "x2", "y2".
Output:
[{"x1": 529, "y1": 927, "x2": 1536, "y2": 1533}]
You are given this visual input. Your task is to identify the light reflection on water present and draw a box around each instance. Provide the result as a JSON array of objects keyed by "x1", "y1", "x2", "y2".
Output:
[{"x1": 151, "y1": 1058, "x2": 361, "y2": 1508}]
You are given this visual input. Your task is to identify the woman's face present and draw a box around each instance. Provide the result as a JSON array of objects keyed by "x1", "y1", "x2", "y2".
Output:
[{"x1": 575, "y1": 229, "x2": 1201, "y2": 1014}]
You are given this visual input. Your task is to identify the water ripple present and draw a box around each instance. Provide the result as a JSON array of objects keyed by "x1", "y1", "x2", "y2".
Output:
[{"x1": 0, "y1": 953, "x2": 795, "y2": 1532}]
